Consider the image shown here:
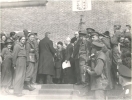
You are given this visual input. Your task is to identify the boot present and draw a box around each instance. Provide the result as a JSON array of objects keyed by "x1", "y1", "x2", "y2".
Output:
[
  {"x1": 47, "y1": 75, "x2": 54, "y2": 84},
  {"x1": 24, "y1": 81, "x2": 35, "y2": 91}
]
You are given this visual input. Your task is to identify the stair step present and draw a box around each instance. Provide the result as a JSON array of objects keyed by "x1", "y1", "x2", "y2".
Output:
[
  {"x1": 9, "y1": 89, "x2": 39, "y2": 95},
  {"x1": 10, "y1": 89, "x2": 74, "y2": 95},
  {"x1": 34, "y1": 95, "x2": 72, "y2": 99},
  {"x1": 39, "y1": 89, "x2": 73, "y2": 95},
  {"x1": 5, "y1": 84, "x2": 124, "y2": 100},
  {"x1": 0, "y1": 94, "x2": 125, "y2": 100},
  {"x1": 0, "y1": 95, "x2": 72, "y2": 100},
  {"x1": 34, "y1": 84, "x2": 73, "y2": 89},
  {"x1": 0, "y1": 93, "x2": 125, "y2": 100}
]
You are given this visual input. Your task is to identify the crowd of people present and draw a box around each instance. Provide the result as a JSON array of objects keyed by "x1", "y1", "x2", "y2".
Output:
[{"x1": 0, "y1": 25, "x2": 131, "y2": 99}]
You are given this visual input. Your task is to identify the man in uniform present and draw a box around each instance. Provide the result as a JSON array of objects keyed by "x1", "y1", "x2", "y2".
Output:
[
  {"x1": 111, "y1": 25, "x2": 122, "y2": 88},
  {"x1": 31, "y1": 33, "x2": 39, "y2": 84},
  {"x1": 87, "y1": 41, "x2": 108, "y2": 100},
  {"x1": 90, "y1": 32, "x2": 101, "y2": 70},
  {"x1": 124, "y1": 25, "x2": 131, "y2": 38},
  {"x1": 73, "y1": 30, "x2": 90, "y2": 85}
]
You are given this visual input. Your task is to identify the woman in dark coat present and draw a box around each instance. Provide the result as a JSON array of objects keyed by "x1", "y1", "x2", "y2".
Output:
[
  {"x1": 54, "y1": 41, "x2": 64, "y2": 83},
  {"x1": 13, "y1": 36, "x2": 27, "y2": 96},
  {"x1": 1, "y1": 39, "x2": 13, "y2": 94}
]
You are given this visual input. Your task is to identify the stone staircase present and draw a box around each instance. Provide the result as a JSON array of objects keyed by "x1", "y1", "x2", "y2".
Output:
[{"x1": 0, "y1": 84, "x2": 124, "y2": 100}]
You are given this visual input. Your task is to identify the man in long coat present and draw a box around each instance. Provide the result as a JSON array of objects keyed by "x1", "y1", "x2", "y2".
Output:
[{"x1": 38, "y1": 32, "x2": 56, "y2": 84}]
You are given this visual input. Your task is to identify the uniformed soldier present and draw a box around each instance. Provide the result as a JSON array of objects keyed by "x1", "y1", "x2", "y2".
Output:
[
  {"x1": 87, "y1": 41, "x2": 108, "y2": 100},
  {"x1": 111, "y1": 25, "x2": 122, "y2": 88},
  {"x1": 73, "y1": 30, "x2": 91, "y2": 85},
  {"x1": 78, "y1": 30, "x2": 90, "y2": 85}
]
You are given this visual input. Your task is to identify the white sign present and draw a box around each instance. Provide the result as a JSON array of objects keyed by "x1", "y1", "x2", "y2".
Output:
[{"x1": 72, "y1": 0, "x2": 91, "y2": 11}]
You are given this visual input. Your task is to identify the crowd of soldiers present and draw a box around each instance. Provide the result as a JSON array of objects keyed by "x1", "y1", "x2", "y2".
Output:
[{"x1": 0, "y1": 25, "x2": 131, "y2": 99}]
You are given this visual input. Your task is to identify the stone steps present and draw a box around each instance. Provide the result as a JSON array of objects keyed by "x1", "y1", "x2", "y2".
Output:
[
  {"x1": 0, "y1": 84, "x2": 124, "y2": 100},
  {"x1": 39, "y1": 89, "x2": 73, "y2": 95}
]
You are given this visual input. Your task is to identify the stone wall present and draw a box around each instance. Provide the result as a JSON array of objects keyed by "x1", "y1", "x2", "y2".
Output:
[{"x1": 0, "y1": 0, "x2": 132, "y2": 44}]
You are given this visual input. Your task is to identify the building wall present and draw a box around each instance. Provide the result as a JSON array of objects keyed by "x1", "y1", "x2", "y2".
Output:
[{"x1": 0, "y1": 0, "x2": 132, "y2": 44}]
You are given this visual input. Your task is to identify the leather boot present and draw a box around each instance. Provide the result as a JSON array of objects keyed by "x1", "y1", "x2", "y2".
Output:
[
  {"x1": 24, "y1": 81, "x2": 35, "y2": 91},
  {"x1": 47, "y1": 75, "x2": 54, "y2": 84}
]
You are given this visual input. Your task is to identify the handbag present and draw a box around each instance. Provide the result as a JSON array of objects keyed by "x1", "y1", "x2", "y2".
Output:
[{"x1": 62, "y1": 61, "x2": 71, "y2": 69}]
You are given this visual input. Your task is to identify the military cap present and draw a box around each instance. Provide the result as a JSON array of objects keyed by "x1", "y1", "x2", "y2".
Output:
[
  {"x1": 79, "y1": 30, "x2": 87, "y2": 36},
  {"x1": 118, "y1": 64, "x2": 132, "y2": 78},
  {"x1": 28, "y1": 32, "x2": 35, "y2": 37},
  {"x1": 103, "y1": 31, "x2": 110, "y2": 37},
  {"x1": 6, "y1": 39, "x2": 13, "y2": 43},
  {"x1": 34, "y1": 33, "x2": 38, "y2": 35},
  {"x1": 114, "y1": 25, "x2": 121, "y2": 30},
  {"x1": 126, "y1": 25, "x2": 131, "y2": 29},
  {"x1": 99, "y1": 33, "x2": 105, "y2": 37},
  {"x1": 91, "y1": 32, "x2": 99, "y2": 37},
  {"x1": 86, "y1": 28, "x2": 95, "y2": 33},
  {"x1": 57, "y1": 41, "x2": 63, "y2": 46},
  {"x1": 92, "y1": 41, "x2": 104, "y2": 48},
  {"x1": 10, "y1": 32, "x2": 16, "y2": 37},
  {"x1": 5, "y1": 39, "x2": 13, "y2": 45}
]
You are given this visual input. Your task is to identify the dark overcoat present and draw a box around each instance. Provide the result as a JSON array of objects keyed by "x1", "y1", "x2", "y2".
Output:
[
  {"x1": 63, "y1": 43, "x2": 74, "y2": 84},
  {"x1": 38, "y1": 37, "x2": 56, "y2": 75}
]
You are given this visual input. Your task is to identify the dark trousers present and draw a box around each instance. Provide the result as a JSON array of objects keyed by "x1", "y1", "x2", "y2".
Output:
[
  {"x1": 63, "y1": 67, "x2": 73, "y2": 84},
  {"x1": 31, "y1": 62, "x2": 38, "y2": 83},
  {"x1": 25, "y1": 62, "x2": 35, "y2": 82},
  {"x1": 75, "y1": 59, "x2": 81, "y2": 83},
  {"x1": 111, "y1": 62, "x2": 118, "y2": 88},
  {"x1": 38, "y1": 74, "x2": 53, "y2": 84}
]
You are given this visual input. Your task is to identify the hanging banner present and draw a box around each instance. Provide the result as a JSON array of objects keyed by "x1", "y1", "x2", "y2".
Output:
[{"x1": 72, "y1": 0, "x2": 91, "y2": 11}]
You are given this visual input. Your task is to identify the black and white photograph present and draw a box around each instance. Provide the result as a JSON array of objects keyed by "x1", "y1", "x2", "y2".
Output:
[{"x1": 0, "y1": 0, "x2": 131, "y2": 100}]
